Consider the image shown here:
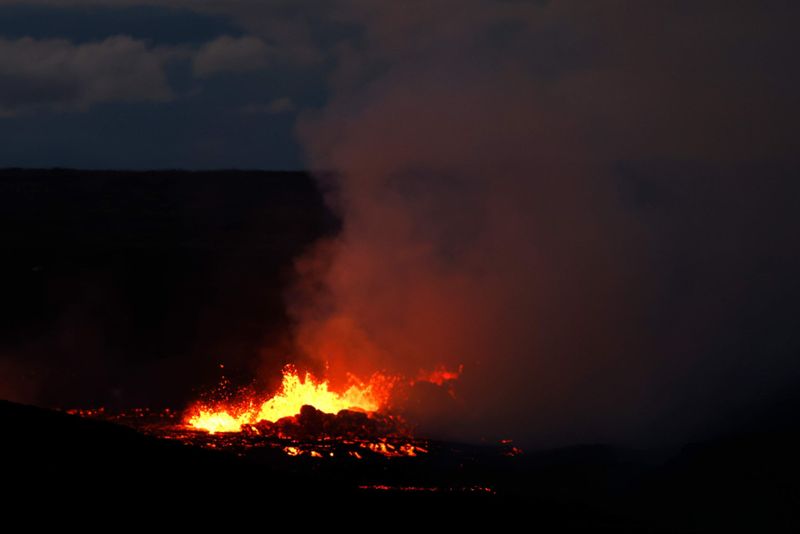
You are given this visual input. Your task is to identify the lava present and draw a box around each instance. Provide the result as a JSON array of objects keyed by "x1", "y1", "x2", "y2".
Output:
[
  {"x1": 179, "y1": 363, "x2": 464, "y2": 459},
  {"x1": 62, "y1": 362, "x2": 514, "y2": 463},
  {"x1": 186, "y1": 365, "x2": 395, "y2": 433}
]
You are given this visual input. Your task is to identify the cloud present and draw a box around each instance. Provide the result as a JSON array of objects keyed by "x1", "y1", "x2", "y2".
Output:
[
  {"x1": 0, "y1": 35, "x2": 172, "y2": 116},
  {"x1": 0, "y1": 0, "x2": 329, "y2": 66},
  {"x1": 193, "y1": 35, "x2": 272, "y2": 78}
]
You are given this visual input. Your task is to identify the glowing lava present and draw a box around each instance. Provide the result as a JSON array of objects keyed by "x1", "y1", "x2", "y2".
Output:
[
  {"x1": 416, "y1": 364, "x2": 463, "y2": 386},
  {"x1": 187, "y1": 366, "x2": 394, "y2": 433}
]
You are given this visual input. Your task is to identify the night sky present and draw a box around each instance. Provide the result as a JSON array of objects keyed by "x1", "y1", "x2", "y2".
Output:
[
  {"x1": 0, "y1": 2, "x2": 331, "y2": 169},
  {"x1": 0, "y1": 2, "x2": 796, "y2": 170},
  {"x1": 1, "y1": 1, "x2": 799, "y2": 447}
]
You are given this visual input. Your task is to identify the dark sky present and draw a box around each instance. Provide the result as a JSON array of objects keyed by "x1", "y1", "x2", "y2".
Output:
[
  {"x1": 0, "y1": 2, "x2": 336, "y2": 169},
  {"x1": 1, "y1": 1, "x2": 799, "y2": 447},
  {"x1": 0, "y1": 1, "x2": 796, "y2": 170}
]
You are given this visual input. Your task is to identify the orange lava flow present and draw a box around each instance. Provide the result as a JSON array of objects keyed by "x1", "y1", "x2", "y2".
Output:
[{"x1": 186, "y1": 366, "x2": 394, "y2": 433}]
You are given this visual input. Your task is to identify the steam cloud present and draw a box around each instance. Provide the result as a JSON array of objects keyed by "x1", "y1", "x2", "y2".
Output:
[{"x1": 289, "y1": 1, "x2": 800, "y2": 446}]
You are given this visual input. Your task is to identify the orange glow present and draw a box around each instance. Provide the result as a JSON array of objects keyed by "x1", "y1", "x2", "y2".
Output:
[
  {"x1": 415, "y1": 364, "x2": 463, "y2": 386},
  {"x1": 283, "y1": 446, "x2": 301, "y2": 456},
  {"x1": 187, "y1": 410, "x2": 251, "y2": 434},
  {"x1": 361, "y1": 440, "x2": 427, "y2": 457},
  {"x1": 186, "y1": 365, "x2": 394, "y2": 433},
  {"x1": 255, "y1": 368, "x2": 390, "y2": 422}
]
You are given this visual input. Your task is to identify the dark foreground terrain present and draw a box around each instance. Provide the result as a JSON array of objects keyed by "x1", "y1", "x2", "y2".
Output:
[{"x1": 2, "y1": 400, "x2": 798, "y2": 531}]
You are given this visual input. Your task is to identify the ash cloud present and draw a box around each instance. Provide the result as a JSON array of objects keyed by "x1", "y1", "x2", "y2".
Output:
[{"x1": 289, "y1": 1, "x2": 800, "y2": 446}]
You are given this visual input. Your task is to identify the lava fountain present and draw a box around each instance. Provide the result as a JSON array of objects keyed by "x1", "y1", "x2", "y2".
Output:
[{"x1": 186, "y1": 365, "x2": 407, "y2": 434}]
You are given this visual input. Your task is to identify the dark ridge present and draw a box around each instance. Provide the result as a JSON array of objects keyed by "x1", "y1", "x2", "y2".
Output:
[
  {"x1": 0, "y1": 399, "x2": 335, "y2": 507},
  {"x1": 3, "y1": 399, "x2": 799, "y2": 529}
]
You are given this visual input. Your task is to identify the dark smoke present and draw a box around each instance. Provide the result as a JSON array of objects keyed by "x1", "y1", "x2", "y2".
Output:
[{"x1": 290, "y1": 1, "x2": 800, "y2": 446}]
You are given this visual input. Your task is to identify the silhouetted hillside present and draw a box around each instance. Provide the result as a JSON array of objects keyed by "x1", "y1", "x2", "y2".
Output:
[{"x1": 3, "y1": 399, "x2": 799, "y2": 531}]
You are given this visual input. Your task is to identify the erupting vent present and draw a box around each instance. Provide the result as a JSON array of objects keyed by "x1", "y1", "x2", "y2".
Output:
[
  {"x1": 68, "y1": 363, "x2": 470, "y2": 460},
  {"x1": 64, "y1": 362, "x2": 518, "y2": 498},
  {"x1": 186, "y1": 366, "x2": 396, "y2": 434}
]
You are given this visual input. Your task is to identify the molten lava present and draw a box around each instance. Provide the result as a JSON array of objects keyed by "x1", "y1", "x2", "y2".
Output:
[
  {"x1": 187, "y1": 366, "x2": 394, "y2": 433},
  {"x1": 64, "y1": 362, "x2": 514, "y2": 465}
]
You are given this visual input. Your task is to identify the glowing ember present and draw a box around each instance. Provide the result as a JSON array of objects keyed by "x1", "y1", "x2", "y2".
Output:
[
  {"x1": 186, "y1": 365, "x2": 394, "y2": 433},
  {"x1": 362, "y1": 440, "x2": 428, "y2": 457},
  {"x1": 283, "y1": 446, "x2": 301, "y2": 456},
  {"x1": 416, "y1": 364, "x2": 463, "y2": 386}
]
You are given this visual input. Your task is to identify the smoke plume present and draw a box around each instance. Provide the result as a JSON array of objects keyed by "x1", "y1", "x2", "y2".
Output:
[{"x1": 289, "y1": 1, "x2": 800, "y2": 446}]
